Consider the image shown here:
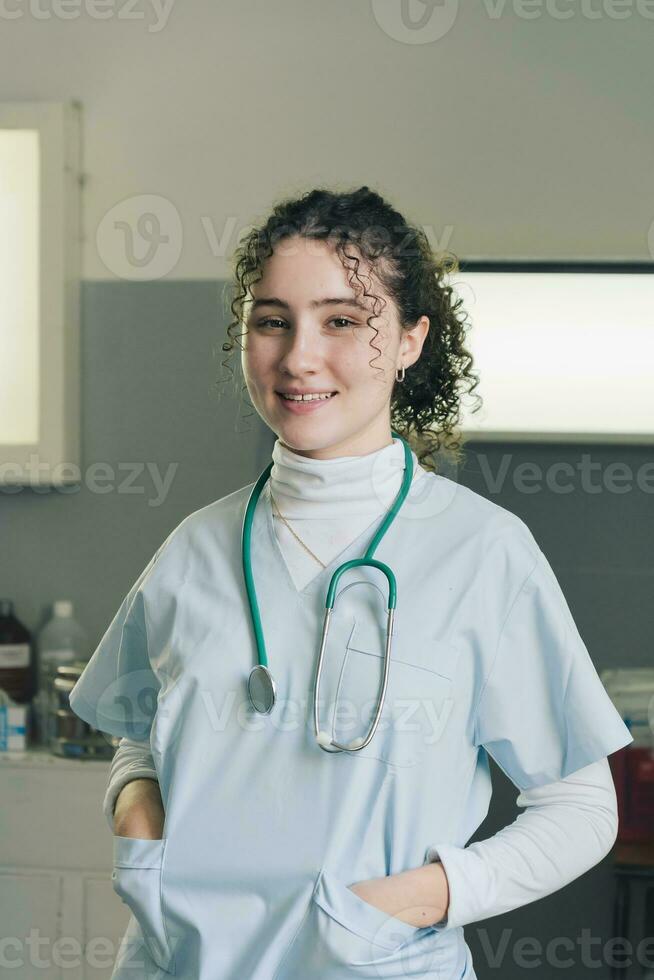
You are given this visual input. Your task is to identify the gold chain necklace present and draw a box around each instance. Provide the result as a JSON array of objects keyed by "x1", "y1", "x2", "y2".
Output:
[{"x1": 269, "y1": 489, "x2": 327, "y2": 569}]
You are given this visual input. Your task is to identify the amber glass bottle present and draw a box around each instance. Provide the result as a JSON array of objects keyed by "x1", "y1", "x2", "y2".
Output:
[{"x1": 0, "y1": 599, "x2": 36, "y2": 703}]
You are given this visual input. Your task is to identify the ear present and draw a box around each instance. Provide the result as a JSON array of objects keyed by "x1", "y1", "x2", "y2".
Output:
[{"x1": 400, "y1": 316, "x2": 430, "y2": 369}]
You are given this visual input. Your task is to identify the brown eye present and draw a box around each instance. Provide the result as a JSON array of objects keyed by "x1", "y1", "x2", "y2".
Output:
[{"x1": 259, "y1": 318, "x2": 286, "y2": 328}]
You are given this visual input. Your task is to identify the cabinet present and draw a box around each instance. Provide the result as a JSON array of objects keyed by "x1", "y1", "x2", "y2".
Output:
[{"x1": 0, "y1": 748, "x2": 129, "y2": 979}]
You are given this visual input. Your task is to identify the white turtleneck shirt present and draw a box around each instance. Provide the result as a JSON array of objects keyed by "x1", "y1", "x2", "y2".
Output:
[{"x1": 103, "y1": 436, "x2": 619, "y2": 930}]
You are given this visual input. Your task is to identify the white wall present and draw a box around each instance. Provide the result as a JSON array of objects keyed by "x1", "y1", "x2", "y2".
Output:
[{"x1": 1, "y1": 0, "x2": 652, "y2": 279}]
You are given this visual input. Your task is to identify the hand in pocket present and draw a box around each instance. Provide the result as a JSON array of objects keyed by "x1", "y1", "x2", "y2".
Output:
[{"x1": 348, "y1": 863, "x2": 449, "y2": 928}]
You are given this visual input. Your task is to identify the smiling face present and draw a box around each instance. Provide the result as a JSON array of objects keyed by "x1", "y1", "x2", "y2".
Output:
[{"x1": 241, "y1": 236, "x2": 429, "y2": 460}]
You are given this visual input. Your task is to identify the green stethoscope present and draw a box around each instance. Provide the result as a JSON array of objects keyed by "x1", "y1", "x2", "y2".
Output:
[{"x1": 242, "y1": 429, "x2": 413, "y2": 753}]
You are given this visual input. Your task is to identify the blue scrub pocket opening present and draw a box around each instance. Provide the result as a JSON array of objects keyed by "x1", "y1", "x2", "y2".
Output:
[
  {"x1": 275, "y1": 867, "x2": 444, "y2": 979},
  {"x1": 111, "y1": 835, "x2": 176, "y2": 975},
  {"x1": 331, "y1": 620, "x2": 459, "y2": 768},
  {"x1": 315, "y1": 868, "x2": 420, "y2": 952}
]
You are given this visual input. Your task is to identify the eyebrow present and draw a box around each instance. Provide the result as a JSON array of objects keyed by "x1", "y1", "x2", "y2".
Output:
[{"x1": 248, "y1": 296, "x2": 368, "y2": 313}]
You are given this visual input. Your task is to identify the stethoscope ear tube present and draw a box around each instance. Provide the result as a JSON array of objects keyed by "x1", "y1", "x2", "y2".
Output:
[{"x1": 313, "y1": 598, "x2": 396, "y2": 753}]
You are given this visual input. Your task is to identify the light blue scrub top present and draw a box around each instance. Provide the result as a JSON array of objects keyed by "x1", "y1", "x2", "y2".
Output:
[{"x1": 69, "y1": 471, "x2": 633, "y2": 980}]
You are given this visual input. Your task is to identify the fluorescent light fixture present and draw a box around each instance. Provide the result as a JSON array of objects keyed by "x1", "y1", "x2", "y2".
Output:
[
  {"x1": 0, "y1": 102, "x2": 81, "y2": 485},
  {"x1": 450, "y1": 264, "x2": 654, "y2": 443},
  {"x1": 0, "y1": 129, "x2": 40, "y2": 444}
]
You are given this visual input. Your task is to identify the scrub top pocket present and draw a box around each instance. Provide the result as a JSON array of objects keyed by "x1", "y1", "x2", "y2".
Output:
[
  {"x1": 331, "y1": 620, "x2": 459, "y2": 768},
  {"x1": 315, "y1": 867, "x2": 422, "y2": 951},
  {"x1": 111, "y1": 835, "x2": 175, "y2": 975},
  {"x1": 276, "y1": 867, "x2": 444, "y2": 980}
]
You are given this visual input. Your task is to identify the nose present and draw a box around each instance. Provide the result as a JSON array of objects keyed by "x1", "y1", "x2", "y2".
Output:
[{"x1": 277, "y1": 323, "x2": 324, "y2": 378}]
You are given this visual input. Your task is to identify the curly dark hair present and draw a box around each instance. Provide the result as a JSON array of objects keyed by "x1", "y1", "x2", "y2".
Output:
[{"x1": 215, "y1": 185, "x2": 482, "y2": 472}]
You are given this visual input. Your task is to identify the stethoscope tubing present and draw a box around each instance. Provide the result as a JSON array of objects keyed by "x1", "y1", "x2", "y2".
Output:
[{"x1": 242, "y1": 429, "x2": 414, "y2": 752}]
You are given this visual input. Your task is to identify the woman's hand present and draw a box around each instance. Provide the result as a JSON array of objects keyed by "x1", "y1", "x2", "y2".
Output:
[
  {"x1": 112, "y1": 777, "x2": 165, "y2": 840},
  {"x1": 348, "y1": 861, "x2": 450, "y2": 929}
]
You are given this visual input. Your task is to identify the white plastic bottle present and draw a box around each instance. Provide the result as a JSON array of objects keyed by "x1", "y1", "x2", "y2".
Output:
[{"x1": 35, "y1": 601, "x2": 88, "y2": 747}]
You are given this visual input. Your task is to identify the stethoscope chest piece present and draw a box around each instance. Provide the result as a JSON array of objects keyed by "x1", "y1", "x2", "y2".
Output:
[{"x1": 248, "y1": 664, "x2": 277, "y2": 714}]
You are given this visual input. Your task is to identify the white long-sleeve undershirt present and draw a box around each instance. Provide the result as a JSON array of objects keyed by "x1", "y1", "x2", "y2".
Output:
[{"x1": 103, "y1": 436, "x2": 619, "y2": 930}]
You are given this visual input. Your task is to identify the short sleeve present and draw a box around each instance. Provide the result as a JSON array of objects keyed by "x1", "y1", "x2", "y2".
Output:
[
  {"x1": 69, "y1": 549, "x2": 164, "y2": 740},
  {"x1": 473, "y1": 546, "x2": 633, "y2": 791}
]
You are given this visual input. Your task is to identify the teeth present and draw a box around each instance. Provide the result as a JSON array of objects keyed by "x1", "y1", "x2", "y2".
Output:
[{"x1": 280, "y1": 392, "x2": 334, "y2": 401}]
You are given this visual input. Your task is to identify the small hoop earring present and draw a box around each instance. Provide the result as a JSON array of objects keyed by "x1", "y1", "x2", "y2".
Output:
[{"x1": 395, "y1": 364, "x2": 406, "y2": 382}]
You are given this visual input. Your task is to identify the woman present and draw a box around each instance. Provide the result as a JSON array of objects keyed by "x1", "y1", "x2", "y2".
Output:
[{"x1": 70, "y1": 186, "x2": 632, "y2": 980}]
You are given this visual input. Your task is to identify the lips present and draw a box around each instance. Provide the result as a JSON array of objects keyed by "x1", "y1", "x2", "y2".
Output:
[
  {"x1": 275, "y1": 391, "x2": 339, "y2": 413},
  {"x1": 277, "y1": 392, "x2": 336, "y2": 401}
]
